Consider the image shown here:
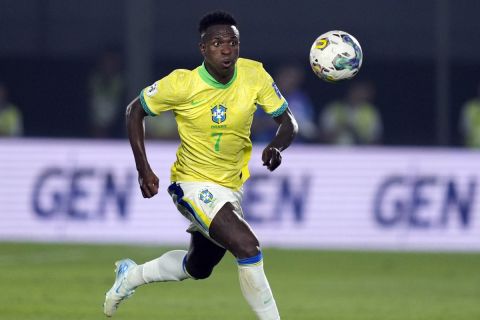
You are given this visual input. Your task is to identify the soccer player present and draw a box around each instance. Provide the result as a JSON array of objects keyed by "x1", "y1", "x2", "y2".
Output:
[{"x1": 103, "y1": 11, "x2": 298, "y2": 320}]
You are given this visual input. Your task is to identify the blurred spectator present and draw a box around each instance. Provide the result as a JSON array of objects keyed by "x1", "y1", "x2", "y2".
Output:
[
  {"x1": 252, "y1": 63, "x2": 317, "y2": 143},
  {"x1": 459, "y1": 82, "x2": 480, "y2": 148},
  {"x1": 88, "y1": 48, "x2": 125, "y2": 138},
  {"x1": 0, "y1": 82, "x2": 23, "y2": 137},
  {"x1": 144, "y1": 112, "x2": 179, "y2": 140},
  {"x1": 318, "y1": 81, "x2": 382, "y2": 145}
]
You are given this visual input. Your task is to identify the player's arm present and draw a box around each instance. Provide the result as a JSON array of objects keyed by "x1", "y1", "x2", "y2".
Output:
[
  {"x1": 126, "y1": 97, "x2": 159, "y2": 198},
  {"x1": 262, "y1": 107, "x2": 298, "y2": 171}
]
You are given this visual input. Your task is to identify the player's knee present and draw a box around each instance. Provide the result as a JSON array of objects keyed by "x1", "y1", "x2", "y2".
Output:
[
  {"x1": 185, "y1": 262, "x2": 214, "y2": 280},
  {"x1": 192, "y1": 269, "x2": 213, "y2": 280},
  {"x1": 233, "y1": 238, "x2": 260, "y2": 259}
]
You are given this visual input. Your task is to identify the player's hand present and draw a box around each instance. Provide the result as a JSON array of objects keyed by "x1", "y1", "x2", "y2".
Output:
[
  {"x1": 262, "y1": 147, "x2": 282, "y2": 171},
  {"x1": 138, "y1": 170, "x2": 159, "y2": 198}
]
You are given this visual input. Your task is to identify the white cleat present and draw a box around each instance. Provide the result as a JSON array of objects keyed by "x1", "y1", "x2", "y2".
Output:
[{"x1": 103, "y1": 259, "x2": 137, "y2": 317}]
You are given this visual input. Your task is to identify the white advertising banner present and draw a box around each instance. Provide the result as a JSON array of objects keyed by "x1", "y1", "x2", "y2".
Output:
[{"x1": 0, "y1": 139, "x2": 479, "y2": 251}]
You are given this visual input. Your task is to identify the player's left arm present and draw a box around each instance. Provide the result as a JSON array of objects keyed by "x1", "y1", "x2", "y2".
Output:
[{"x1": 262, "y1": 107, "x2": 298, "y2": 171}]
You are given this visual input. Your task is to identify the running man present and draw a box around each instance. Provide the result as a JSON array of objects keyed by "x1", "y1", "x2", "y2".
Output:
[{"x1": 104, "y1": 10, "x2": 298, "y2": 320}]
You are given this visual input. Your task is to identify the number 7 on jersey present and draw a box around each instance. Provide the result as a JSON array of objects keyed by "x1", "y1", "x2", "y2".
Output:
[{"x1": 211, "y1": 133, "x2": 223, "y2": 152}]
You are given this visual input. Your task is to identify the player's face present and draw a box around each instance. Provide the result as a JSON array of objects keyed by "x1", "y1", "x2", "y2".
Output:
[{"x1": 200, "y1": 24, "x2": 240, "y2": 83}]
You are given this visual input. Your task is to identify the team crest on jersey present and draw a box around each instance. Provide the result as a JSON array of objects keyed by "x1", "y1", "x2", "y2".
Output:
[
  {"x1": 211, "y1": 105, "x2": 227, "y2": 124},
  {"x1": 199, "y1": 189, "x2": 214, "y2": 204},
  {"x1": 272, "y1": 82, "x2": 282, "y2": 99}
]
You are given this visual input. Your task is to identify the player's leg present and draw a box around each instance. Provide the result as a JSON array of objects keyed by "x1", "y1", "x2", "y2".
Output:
[
  {"x1": 125, "y1": 230, "x2": 225, "y2": 285},
  {"x1": 103, "y1": 231, "x2": 225, "y2": 317},
  {"x1": 210, "y1": 203, "x2": 280, "y2": 320},
  {"x1": 103, "y1": 248, "x2": 189, "y2": 317},
  {"x1": 183, "y1": 231, "x2": 227, "y2": 279}
]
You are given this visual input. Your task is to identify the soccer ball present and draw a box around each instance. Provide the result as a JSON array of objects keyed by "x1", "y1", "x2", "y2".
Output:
[{"x1": 309, "y1": 30, "x2": 363, "y2": 82}]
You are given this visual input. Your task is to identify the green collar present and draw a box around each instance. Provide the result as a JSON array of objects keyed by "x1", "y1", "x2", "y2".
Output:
[{"x1": 198, "y1": 62, "x2": 237, "y2": 89}]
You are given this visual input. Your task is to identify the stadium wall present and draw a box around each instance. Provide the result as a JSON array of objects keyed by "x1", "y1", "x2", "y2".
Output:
[{"x1": 0, "y1": 139, "x2": 479, "y2": 251}]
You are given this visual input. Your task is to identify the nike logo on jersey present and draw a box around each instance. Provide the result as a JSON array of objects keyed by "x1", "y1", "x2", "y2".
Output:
[{"x1": 191, "y1": 99, "x2": 206, "y2": 106}]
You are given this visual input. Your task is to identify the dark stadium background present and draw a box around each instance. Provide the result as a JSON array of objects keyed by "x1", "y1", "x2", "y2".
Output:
[{"x1": 1, "y1": 0, "x2": 480, "y2": 146}]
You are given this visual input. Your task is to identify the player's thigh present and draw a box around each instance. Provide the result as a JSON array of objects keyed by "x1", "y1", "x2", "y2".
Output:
[
  {"x1": 209, "y1": 202, "x2": 260, "y2": 259},
  {"x1": 185, "y1": 231, "x2": 226, "y2": 278}
]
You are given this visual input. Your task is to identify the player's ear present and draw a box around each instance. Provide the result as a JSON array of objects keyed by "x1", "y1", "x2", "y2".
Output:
[{"x1": 199, "y1": 42, "x2": 206, "y2": 55}]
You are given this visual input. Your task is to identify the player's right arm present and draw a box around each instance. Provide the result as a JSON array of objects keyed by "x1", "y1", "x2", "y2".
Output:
[
  {"x1": 126, "y1": 97, "x2": 159, "y2": 198},
  {"x1": 129, "y1": 70, "x2": 188, "y2": 197}
]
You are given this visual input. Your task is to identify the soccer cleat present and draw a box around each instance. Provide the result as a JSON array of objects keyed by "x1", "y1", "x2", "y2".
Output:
[{"x1": 103, "y1": 259, "x2": 137, "y2": 317}]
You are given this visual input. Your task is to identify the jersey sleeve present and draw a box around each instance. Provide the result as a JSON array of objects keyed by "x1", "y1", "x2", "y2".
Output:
[
  {"x1": 256, "y1": 68, "x2": 288, "y2": 117},
  {"x1": 139, "y1": 70, "x2": 190, "y2": 116}
]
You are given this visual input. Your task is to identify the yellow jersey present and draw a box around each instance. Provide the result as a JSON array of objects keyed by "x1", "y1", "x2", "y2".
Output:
[{"x1": 139, "y1": 58, "x2": 288, "y2": 190}]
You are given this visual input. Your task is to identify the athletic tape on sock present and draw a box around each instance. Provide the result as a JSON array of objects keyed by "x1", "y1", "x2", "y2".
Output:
[{"x1": 237, "y1": 251, "x2": 263, "y2": 266}]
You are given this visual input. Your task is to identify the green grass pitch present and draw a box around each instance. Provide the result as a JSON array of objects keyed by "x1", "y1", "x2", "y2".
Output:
[{"x1": 0, "y1": 242, "x2": 479, "y2": 320}]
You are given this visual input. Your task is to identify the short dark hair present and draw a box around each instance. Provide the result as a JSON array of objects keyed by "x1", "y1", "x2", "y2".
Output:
[{"x1": 198, "y1": 11, "x2": 237, "y2": 35}]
